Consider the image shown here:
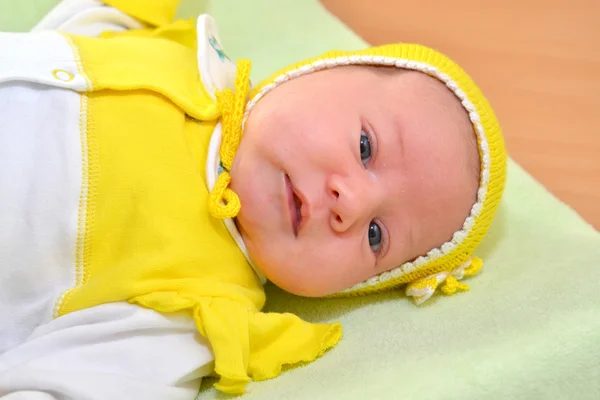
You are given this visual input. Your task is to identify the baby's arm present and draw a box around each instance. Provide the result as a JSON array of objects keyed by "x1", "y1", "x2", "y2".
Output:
[{"x1": 0, "y1": 303, "x2": 213, "y2": 400}]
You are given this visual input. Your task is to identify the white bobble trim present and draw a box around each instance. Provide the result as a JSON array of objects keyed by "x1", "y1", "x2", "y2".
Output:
[
  {"x1": 425, "y1": 65, "x2": 437, "y2": 74},
  {"x1": 427, "y1": 248, "x2": 443, "y2": 258},
  {"x1": 263, "y1": 83, "x2": 276, "y2": 93},
  {"x1": 414, "y1": 256, "x2": 427, "y2": 267},
  {"x1": 416, "y1": 61, "x2": 430, "y2": 71},
  {"x1": 367, "y1": 276, "x2": 379, "y2": 286},
  {"x1": 441, "y1": 242, "x2": 456, "y2": 254},
  {"x1": 481, "y1": 170, "x2": 490, "y2": 186},
  {"x1": 464, "y1": 216, "x2": 475, "y2": 229},
  {"x1": 274, "y1": 75, "x2": 288, "y2": 84},
  {"x1": 454, "y1": 88, "x2": 466, "y2": 101},
  {"x1": 251, "y1": 92, "x2": 264, "y2": 105},
  {"x1": 299, "y1": 64, "x2": 313, "y2": 74},
  {"x1": 437, "y1": 73, "x2": 451, "y2": 83},
  {"x1": 395, "y1": 59, "x2": 408, "y2": 68},
  {"x1": 401, "y1": 262, "x2": 416, "y2": 274},
  {"x1": 482, "y1": 154, "x2": 491, "y2": 170},
  {"x1": 312, "y1": 60, "x2": 326, "y2": 70},
  {"x1": 453, "y1": 230, "x2": 467, "y2": 242},
  {"x1": 342, "y1": 284, "x2": 359, "y2": 293},
  {"x1": 478, "y1": 187, "x2": 487, "y2": 200},
  {"x1": 462, "y1": 100, "x2": 475, "y2": 113},
  {"x1": 471, "y1": 202, "x2": 483, "y2": 215}
]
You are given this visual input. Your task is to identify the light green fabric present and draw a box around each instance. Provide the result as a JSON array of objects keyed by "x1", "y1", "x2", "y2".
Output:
[{"x1": 3, "y1": 1, "x2": 600, "y2": 399}]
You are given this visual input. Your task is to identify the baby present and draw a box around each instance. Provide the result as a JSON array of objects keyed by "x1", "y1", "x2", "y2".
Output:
[{"x1": 0, "y1": 0, "x2": 507, "y2": 398}]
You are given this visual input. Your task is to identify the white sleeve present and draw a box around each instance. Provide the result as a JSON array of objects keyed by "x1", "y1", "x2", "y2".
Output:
[
  {"x1": 0, "y1": 302, "x2": 214, "y2": 400},
  {"x1": 31, "y1": 0, "x2": 144, "y2": 36}
]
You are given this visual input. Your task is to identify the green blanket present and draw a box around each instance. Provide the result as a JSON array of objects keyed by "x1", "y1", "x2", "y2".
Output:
[{"x1": 3, "y1": 1, "x2": 599, "y2": 399}]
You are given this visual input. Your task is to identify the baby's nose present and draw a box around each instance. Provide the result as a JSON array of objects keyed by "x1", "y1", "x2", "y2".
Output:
[{"x1": 327, "y1": 173, "x2": 376, "y2": 233}]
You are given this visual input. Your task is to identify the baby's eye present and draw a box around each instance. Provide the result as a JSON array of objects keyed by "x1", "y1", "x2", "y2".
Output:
[
  {"x1": 360, "y1": 130, "x2": 372, "y2": 166},
  {"x1": 368, "y1": 221, "x2": 382, "y2": 253}
]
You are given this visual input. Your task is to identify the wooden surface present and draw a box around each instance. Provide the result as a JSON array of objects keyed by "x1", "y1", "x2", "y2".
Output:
[{"x1": 321, "y1": 0, "x2": 600, "y2": 229}]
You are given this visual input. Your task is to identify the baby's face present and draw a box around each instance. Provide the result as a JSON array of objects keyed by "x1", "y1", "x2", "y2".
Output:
[{"x1": 230, "y1": 66, "x2": 479, "y2": 297}]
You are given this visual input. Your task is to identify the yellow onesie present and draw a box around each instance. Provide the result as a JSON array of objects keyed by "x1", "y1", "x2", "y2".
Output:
[{"x1": 68, "y1": 6, "x2": 341, "y2": 395}]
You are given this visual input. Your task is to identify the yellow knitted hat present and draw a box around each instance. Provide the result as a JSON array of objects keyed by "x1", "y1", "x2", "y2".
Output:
[
  {"x1": 209, "y1": 43, "x2": 507, "y2": 305},
  {"x1": 247, "y1": 44, "x2": 506, "y2": 304}
]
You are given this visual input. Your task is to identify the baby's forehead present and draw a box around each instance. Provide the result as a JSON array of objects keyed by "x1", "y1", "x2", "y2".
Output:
[
  {"x1": 370, "y1": 66, "x2": 480, "y2": 181},
  {"x1": 384, "y1": 68, "x2": 463, "y2": 105},
  {"x1": 367, "y1": 67, "x2": 472, "y2": 128}
]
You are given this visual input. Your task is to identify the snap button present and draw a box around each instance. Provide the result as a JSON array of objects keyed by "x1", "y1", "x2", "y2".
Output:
[{"x1": 52, "y1": 69, "x2": 74, "y2": 82}]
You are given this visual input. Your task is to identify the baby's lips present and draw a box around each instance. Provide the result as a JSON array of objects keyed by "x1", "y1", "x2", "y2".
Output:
[{"x1": 284, "y1": 173, "x2": 300, "y2": 236}]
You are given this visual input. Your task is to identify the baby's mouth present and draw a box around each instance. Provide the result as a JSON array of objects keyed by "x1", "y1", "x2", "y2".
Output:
[{"x1": 284, "y1": 173, "x2": 303, "y2": 237}]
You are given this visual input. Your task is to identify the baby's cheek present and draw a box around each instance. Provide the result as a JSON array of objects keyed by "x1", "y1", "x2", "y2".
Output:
[
  {"x1": 251, "y1": 231, "x2": 367, "y2": 296},
  {"x1": 253, "y1": 102, "x2": 295, "y2": 141},
  {"x1": 255, "y1": 251, "x2": 323, "y2": 297}
]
